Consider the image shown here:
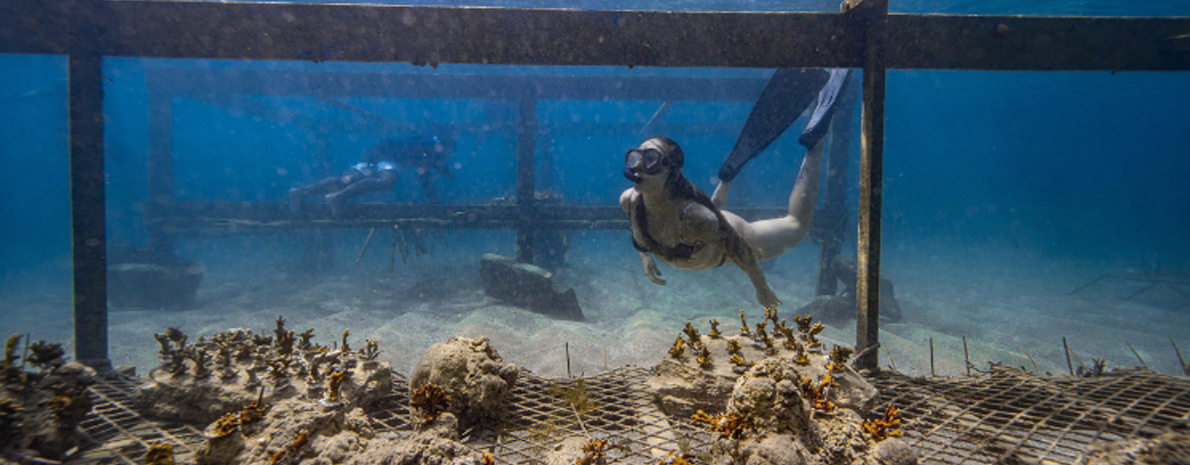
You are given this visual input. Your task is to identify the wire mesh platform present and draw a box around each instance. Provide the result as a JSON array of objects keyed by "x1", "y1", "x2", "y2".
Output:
[
  {"x1": 366, "y1": 367, "x2": 713, "y2": 464},
  {"x1": 76, "y1": 374, "x2": 206, "y2": 464},
  {"x1": 870, "y1": 365, "x2": 1190, "y2": 465},
  {"x1": 71, "y1": 365, "x2": 1190, "y2": 464}
]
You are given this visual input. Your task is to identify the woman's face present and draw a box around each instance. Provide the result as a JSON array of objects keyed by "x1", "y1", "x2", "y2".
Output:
[{"x1": 624, "y1": 138, "x2": 671, "y2": 191}]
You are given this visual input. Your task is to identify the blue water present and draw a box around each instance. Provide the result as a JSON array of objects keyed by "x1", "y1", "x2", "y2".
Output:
[{"x1": 1, "y1": 1, "x2": 1188, "y2": 373}]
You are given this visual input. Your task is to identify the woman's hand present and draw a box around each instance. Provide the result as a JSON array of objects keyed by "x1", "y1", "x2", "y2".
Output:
[{"x1": 641, "y1": 252, "x2": 667, "y2": 285}]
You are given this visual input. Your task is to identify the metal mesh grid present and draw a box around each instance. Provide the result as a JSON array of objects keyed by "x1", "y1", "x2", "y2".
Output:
[
  {"x1": 71, "y1": 365, "x2": 1190, "y2": 464},
  {"x1": 363, "y1": 366, "x2": 714, "y2": 464},
  {"x1": 870, "y1": 365, "x2": 1190, "y2": 465},
  {"x1": 76, "y1": 374, "x2": 206, "y2": 464}
]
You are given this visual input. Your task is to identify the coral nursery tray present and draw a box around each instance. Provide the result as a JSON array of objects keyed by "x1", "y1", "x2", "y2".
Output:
[{"x1": 73, "y1": 365, "x2": 1190, "y2": 464}]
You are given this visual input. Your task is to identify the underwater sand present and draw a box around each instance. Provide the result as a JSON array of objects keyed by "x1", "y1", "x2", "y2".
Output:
[{"x1": 3, "y1": 231, "x2": 1188, "y2": 380}]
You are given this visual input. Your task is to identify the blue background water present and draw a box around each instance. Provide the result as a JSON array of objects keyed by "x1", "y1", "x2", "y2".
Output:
[{"x1": 1, "y1": 1, "x2": 1188, "y2": 368}]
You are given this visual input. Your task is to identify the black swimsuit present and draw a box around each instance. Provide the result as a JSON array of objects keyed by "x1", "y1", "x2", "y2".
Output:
[{"x1": 632, "y1": 201, "x2": 728, "y2": 267}]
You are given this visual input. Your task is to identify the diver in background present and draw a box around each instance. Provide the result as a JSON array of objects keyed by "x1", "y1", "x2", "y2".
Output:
[
  {"x1": 289, "y1": 130, "x2": 457, "y2": 216},
  {"x1": 621, "y1": 69, "x2": 850, "y2": 309}
]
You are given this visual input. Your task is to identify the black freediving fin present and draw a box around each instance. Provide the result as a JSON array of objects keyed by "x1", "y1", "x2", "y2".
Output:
[
  {"x1": 797, "y1": 68, "x2": 852, "y2": 149},
  {"x1": 718, "y1": 68, "x2": 830, "y2": 183}
]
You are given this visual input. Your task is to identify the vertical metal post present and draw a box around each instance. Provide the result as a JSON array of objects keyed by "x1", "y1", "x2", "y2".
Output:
[
  {"x1": 307, "y1": 135, "x2": 334, "y2": 272},
  {"x1": 853, "y1": 0, "x2": 888, "y2": 372},
  {"x1": 515, "y1": 98, "x2": 537, "y2": 264},
  {"x1": 146, "y1": 75, "x2": 175, "y2": 255},
  {"x1": 814, "y1": 82, "x2": 858, "y2": 297},
  {"x1": 540, "y1": 129, "x2": 555, "y2": 194},
  {"x1": 69, "y1": 0, "x2": 109, "y2": 369}
]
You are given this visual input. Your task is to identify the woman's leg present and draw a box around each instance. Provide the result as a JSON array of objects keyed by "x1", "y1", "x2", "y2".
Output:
[
  {"x1": 711, "y1": 180, "x2": 732, "y2": 209},
  {"x1": 289, "y1": 177, "x2": 347, "y2": 213},
  {"x1": 729, "y1": 139, "x2": 825, "y2": 261}
]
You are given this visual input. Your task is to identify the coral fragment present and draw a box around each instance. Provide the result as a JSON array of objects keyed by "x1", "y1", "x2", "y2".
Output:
[
  {"x1": 668, "y1": 336, "x2": 685, "y2": 358},
  {"x1": 145, "y1": 441, "x2": 175, "y2": 465},
  {"x1": 862, "y1": 404, "x2": 903, "y2": 441},
  {"x1": 691, "y1": 409, "x2": 746, "y2": 439},
  {"x1": 410, "y1": 383, "x2": 451, "y2": 422}
]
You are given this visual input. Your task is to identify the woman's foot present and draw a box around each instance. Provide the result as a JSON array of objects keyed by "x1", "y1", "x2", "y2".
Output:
[
  {"x1": 325, "y1": 192, "x2": 345, "y2": 217},
  {"x1": 288, "y1": 188, "x2": 303, "y2": 215}
]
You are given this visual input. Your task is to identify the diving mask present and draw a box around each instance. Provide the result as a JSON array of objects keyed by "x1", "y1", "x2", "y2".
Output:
[{"x1": 625, "y1": 148, "x2": 662, "y2": 172}]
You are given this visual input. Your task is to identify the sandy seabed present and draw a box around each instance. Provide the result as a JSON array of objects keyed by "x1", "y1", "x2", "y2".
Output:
[{"x1": 3, "y1": 230, "x2": 1188, "y2": 380}]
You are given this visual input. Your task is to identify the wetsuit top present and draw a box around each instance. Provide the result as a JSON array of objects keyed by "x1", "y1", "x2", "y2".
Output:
[
  {"x1": 367, "y1": 135, "x2": 450, "y2": 174},
  {"x1": 341, "y1": 162, "x2": 376, "y2": 183}
]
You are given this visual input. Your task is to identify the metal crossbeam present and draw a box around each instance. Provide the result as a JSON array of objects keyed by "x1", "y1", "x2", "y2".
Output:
[
  {"x1": 151, "y1": 69, "x2": 771, "y2": 101},
  {"x1": 3, "y1": 0, "x2": 1189, "y2": 71},
  {"x1": 147, "y1": 202, "x2": 789, "y2": 233},
  {"x1": 5, "y1": 0, "x2": 1185, "y2": 372}
]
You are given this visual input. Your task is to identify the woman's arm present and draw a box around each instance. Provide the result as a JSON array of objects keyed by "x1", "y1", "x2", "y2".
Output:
[{"x1": 622, "y1": 189, "x2": 666, "y2": 285}]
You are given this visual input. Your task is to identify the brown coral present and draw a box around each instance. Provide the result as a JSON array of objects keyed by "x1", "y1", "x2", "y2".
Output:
[
  {"x1": 763, "y1": 305, "x2": 778, "y2": 325},
  {"x1": 2, "y1": 334, "x2": 20, "y2": 369},
  {"x1": 696, "y1": 346, "x2": 713, "y2": 369},
  {"x1": 707, "y1": 319, "x2": 722, "y2": 338},
  {"x1": 359, "y1": 339, "x2": 380, "y2": 361},
  {"x1": 829, "y1": 345, "x2": 854, "y2": 373},
  {"x1": 410, "y1": 383, "x2": 451, "y2": 422},
  {"x1": 799, "y1": 374, "x2": 836, "y2": 413},
  {"x1": 205, "y1": 412, "x2": 240, "y2": 439},
  {"x1": 682, "y1": 322, "x2": 701, "y2": 346},
  {"x1": 273, "y1": 315, "x2": 295, "y2": 356},
  {"x1": 650, "y1": 450, "x2": 696, "y2": 465},
  {"x1": 862, "y1": 404, "x2": 903, "y2": 441},
  {"x1": 268, "y1": 428, "x2": 308, "y2": 465},
  {"x1": 145, "y1": 441, "x2": 175, "y2": 465},
  {"x1": 691, "y1": 409, "x2": 747, "y2": 439},
  {"x1": 668, "y1": 336, "x2": 685, "y2": 358},
  {"x1": 26, "y1": 340, "x2": 65, "y2": 371},
  {"x1": 204, "y1": 387, "x2": 269, "y2": 440},
  {"x1": 730, "y1": 354, "x2": 755, "y2": 374},
  {"x1": 297, "y1": 329, "x2": 316, "y2": 351},
  {"x1": 324, "y1": 370, "x2": 346, "y2": 404},
  {"x1": 806, "y1": 322, "x2": 825, "y2": 345},
  {"x1": 577, "y1": 437, "x2": 608, "y2": 465},
  {"x1": 240, "y1": 387, "x2": 268, "y2": 424}
]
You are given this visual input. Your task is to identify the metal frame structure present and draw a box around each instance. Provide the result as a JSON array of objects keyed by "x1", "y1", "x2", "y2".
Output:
[
  {"x1": 1, "y1": 0, "x2": 1187, "y2": 370},
  {"x1": 75, "y1": 363, "x2": 1190, "y2": 464}
]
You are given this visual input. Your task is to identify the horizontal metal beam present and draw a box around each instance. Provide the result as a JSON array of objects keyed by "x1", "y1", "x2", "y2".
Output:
[
  {"x1": 889, "y1": 14, "x2": 1190, "y2": 71},
  {"x1": 0, "y1": 0, "x2": 70, "y2": 54},
  {"x1": 102, "y1": 1, "x2": 864, "y2": 68},
  {"x1": 6, "y1": 0, "x2": 1189, "y2": 71},
  {"x1": 151, "y1": 69, "x2": 771, "y2": 101},
  {"x1": 148, "y1": 202, "x2": 788, "y2": 232},
  {"x1": 189, "y1": 93, "x2": 748, "y2": 137}
]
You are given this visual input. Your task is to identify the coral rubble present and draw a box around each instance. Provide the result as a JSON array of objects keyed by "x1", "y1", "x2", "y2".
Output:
[
  {"x1": 647, "y1": 315, "x2": 913, "y2": 465},
  {"x1": 705, "y1": 358, "x2": 915, "y2": 465},
  {"x1": 135, "y1": 318, "x2": 393, "y2": 425},
  {"x1": 542, "y1": 436, "x2": 610, "y2": 465},
  {"x1": 195, "y1": 394, "x2": 488, "y2": 465},
  {"x1": 0, "y1": 335, "x2": 95, "y2": 462},
  {"x1": 187, "y1": 325, "x2": 490, "y2": 465},
  {"x1": 647, "y1": 317, "x2": 876, "y2": 419},
  {"x1": 409, "y1": 335, "x2": 520, "y2": 432}
]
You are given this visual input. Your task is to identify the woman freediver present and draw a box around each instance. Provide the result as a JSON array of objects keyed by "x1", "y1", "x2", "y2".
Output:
[{"x1": 620, "y1": 69, "x2": 851, "y2": 309}]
